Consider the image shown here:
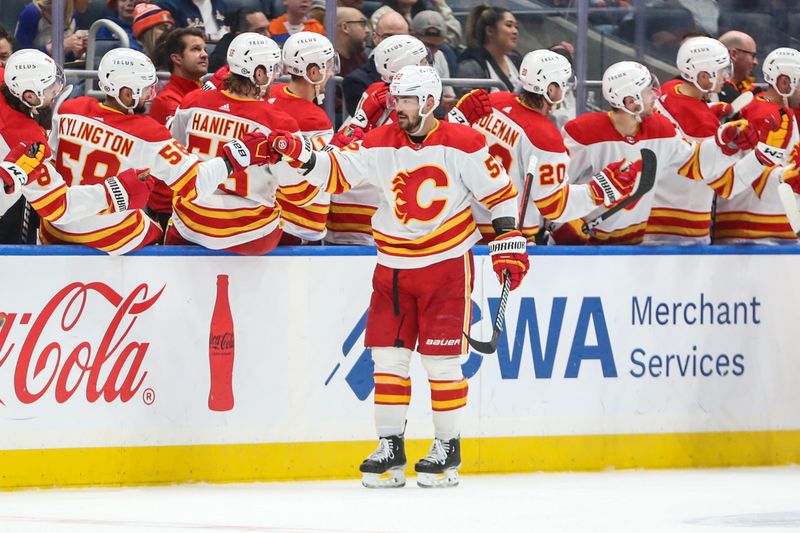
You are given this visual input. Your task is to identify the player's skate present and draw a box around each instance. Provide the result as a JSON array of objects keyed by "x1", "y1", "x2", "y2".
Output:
[
  {"x1": 415, "y1": 436, "x2": 461, "y2": 488},
  {"x1": 359, "y1": 435, "x2": 406, "y2": 488}
]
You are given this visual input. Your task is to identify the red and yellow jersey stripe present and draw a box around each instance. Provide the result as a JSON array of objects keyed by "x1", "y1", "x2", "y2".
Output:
[
  {"x1": 479, "y1": 181, "x2": 517, "y2": 211},
  {"x1": 326, "y1": 203, "x2": 376, "y2": 236},
  {"x1": 646, "y1": 208, "x2": 712, "y2": 238},
  {"x1": 39, "y1": 211, "x2": 151, "y2": 253},
  {"x1": 534, "y1": 185, "x2": 570, "y2": 220},
  {"x1": 173, "y1": 198, "x2": 280, "y2": 239},
  {"x1": 29, "y1": 183, "x2": 69, "y2": 222},
  {"x1": 714, "y1": 211, "x2": 797, "y2": 241},
  {"x1": 373, "y1": 208, "x2": 477, "y2": 258},
  {"x1": 277, "y1": 199, "x2": 329, "y2": 233},
  {"x1": 587, "y1": 221, "x2": 647, "y2": 245},
  {"x1": 477, "y1": 223, "x2": 539, "y2": 244}
]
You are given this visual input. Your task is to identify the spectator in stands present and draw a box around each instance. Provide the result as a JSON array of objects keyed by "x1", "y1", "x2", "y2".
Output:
[
  {"x1": 269, "y1": 0, "x2": 326, "y2": 46},
  {"x1": 370, "y1": 0, "x2": 461, "y2": 49},
  {"x1": 336, "y1": 7, "x2": 369, "y2": 76},
  {"x1": 342, "y1": 10, "x2": 408, "y2": 116},
  {"x1": 14, "y1": 0, "x2": 87, "y2": 60},
  {"x1": 133, "y1": 3, "x2": 175, "y2": 62},
  {"x1": 148, "y1": 27, "x2": 207, "y2": 227},
  {"x1": 0, "y1": 26, "x2": 13, "y2": 67},
  {"x1": 96, "y1": 0, "x2": 141, "y2": 50},
  {"x1": 410, "y1": 11, "x2": 454, "y2": 110},
  {"x1": 338, "y1": 0, "x2": 363, "y2": 8},
  {"x1": 309, "y1": 0, "x2": 326, "y2": 24},
  {"x1": 718, "y1": 30, "x2": 759, "y2": 103},
  {"x1": 209, "y1": 8, "x2": 269, "y2": 72},
  {"x1": 156, "y1": 0, "x2": 228, "y2": 41},
  {"x1": 456, "y1": 5, "x2": 520, "y2": 94}
]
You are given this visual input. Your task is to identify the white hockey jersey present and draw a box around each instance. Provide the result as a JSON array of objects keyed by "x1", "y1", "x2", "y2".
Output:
[
  {"x1": 472, "y1": 91, "x2": 603, "y2": 243},
  {"x1": 714, "y1": 96, "x2": 799, "y2": 244},
  {"x1": 304, "y1": 120, "x2": 518, "y2": 268},
  {"x1": 170, "y1": 89, "x2": 307, "y2": 250},
  {"x1": 562, "y1": 110, "x2": 761, "y2": 244}
]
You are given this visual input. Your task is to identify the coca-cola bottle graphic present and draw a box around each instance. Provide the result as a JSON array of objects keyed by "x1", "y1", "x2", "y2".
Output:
[{"x1": 208, "y1": 274, "x2": 234, "y2": 411}]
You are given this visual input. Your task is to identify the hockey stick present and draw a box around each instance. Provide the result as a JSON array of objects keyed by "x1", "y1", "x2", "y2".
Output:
[
  {"x1": 582, "y1": 148, "x2": 657, "y2": 236},
  {"x1": 465, "y1": 156, "x2": 538, "y2": 355},
  {"x1": 721, "y1": 91, "x2": 754, "y2": 123}
]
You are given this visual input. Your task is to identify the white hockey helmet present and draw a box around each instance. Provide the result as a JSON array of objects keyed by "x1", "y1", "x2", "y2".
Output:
[
  {"x1": 374, "y1": 35, "x2": 430, "y2": 83},
  {"x1": 283, "y1": 32, "x2": 339, "y2": 82},
  {"x1": 676, "y1": 36, "x2": 731, "y2": 93},
  {"x1": 227, "y1": 32, "x2": 282, "y2": 86},
  {"x1": 602, "y1": 61, "x2": 659, "y2": 118},
  {"x1": 389, "y1": 65, "x2": 441, "y2": 129},
  {"x1": 762, "y1": 47, "x2": 800, "y2": 98},
  {"x1": 98, "y1": 48, "x2": 158, "y2": 112},
  {"x1": 519, "y1": 49, "x2": 573, "y2": 105},
  {"x1": 3, "y1": 49, "x2": 65, "y2": 112}
]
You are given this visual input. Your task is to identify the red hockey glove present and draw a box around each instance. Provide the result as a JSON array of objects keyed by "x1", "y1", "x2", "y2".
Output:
[
  {"x1": 221, "y1": 131, "x2": 276, "y2": 173},
  {"x1": 715, "y1": 119, "x2": 759, "y2": 156},
  {"x1": 329, "y1": 125, "x2": 365, "y2": 149},
  {"x1": 269, "y1": 130, "x2": 314, "y2": 165},
  {"x1": 447, "y1": 89, "x2": 492, "y2": 126},
  {"x1": 488, "y1": 230, "x2": 529, "y2": 291},
  {"x1": 102, "y1": 168, "x2": 154, "y2": 213},
  {"x1": 351, "y1": 84, "x2": 390, "y2": 128},
  {"x1": 709, "y1": 101, "x2": 733, "y2": 120},
  {"x1": 0, "y1": 142, "x2": 46, "y2": 193},
  {"x1": 589, "y1": 158, "x2": 642, "y2": 206}
]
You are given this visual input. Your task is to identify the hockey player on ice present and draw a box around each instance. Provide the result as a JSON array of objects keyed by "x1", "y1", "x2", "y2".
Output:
[
  {"x1": 715, "y1": 47, "x2": 800, "y2": 244},
  {"x1": 47, "y1": 48, "x2": 271, "y2": 254},
  {"x1": 561, "y1": 60, "x2": 776, "y2": 245},
  {"x1": 270, "y1": 31, "x2": 338, "y2": 244},
  {"x1": 0, "y1": 50, "x2": 153, "y2": 235},
  {"x1": 452, "y1": 49, "x2": 644, "y2": 243},
  {"x1": 270, "y1": 65, "x2": 530, "y2": 488},
  {"x1": 168, "y1": 33, "x2": 313, "y2": 255}
]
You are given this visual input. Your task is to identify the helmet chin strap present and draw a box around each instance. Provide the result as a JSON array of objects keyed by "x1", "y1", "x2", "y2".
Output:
[
  {"x1": 115, "y1": 94, "x2": 138, "y2": 114},
  {"x1": 410, "y1": 100, "x2": 434, "y2": 136}
]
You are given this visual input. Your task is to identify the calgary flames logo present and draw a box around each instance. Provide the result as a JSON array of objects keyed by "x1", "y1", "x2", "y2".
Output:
[{"x1": 391, "y1": 165, "x2": 449, "y2": 223}]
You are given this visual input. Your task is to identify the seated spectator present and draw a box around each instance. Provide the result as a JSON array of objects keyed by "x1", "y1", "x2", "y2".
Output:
[
  {"x1": 456, "y1": 5, "x2": 520, "y2": 94},
  {"x1": 0, "y1": 26, "x2": 12, "y2": 67},
  {"x1": 14, "y1": 0, "x2": 87, "y2": 60},
  {"x1": 342, "y1": 9, "x2": 407, "y2": 116},
  {"x1": 336, "y1": 6, "x2": 370, "y2": 76},
  {"x1": 209, "y1": 8, "x2": 269, "y2": 72},
  {"x1": 133, "y1": 3, "x2": 175, "y2": 62},
  {"x1": 309, "y1": 0, "x2": 326, "y2": 24},
  {"x1": 269, "y1": 0, "x2": 326, "y2": 46},
  {"x1": 410, "y1": 10, "x2": 454, "y2": 110},
  {"x1": 96, "y1": 0, "x2": 141, "y2": 50},
  {"x1": 156, "y1": 0, "x2": 228, "y2": 41},
  {"x1": 370, "y1": 0, "x2": 461, "y2": 49}
]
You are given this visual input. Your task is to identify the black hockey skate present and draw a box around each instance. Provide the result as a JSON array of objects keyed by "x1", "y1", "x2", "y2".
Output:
[
  {"x1": 359, "y1": 435, "x2": 407, "y2": 488},
  {"x1": 415, "y1": 436, "x2": 461, "y2": 488}
]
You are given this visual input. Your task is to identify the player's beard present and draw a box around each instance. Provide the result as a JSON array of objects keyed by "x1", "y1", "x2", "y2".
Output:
[
  {"x1": 397, "y1": 111, "x2": 422, "y2": 134},
  {"x1": 33, "y1": 106, "x2": 54, "y2": 129}
]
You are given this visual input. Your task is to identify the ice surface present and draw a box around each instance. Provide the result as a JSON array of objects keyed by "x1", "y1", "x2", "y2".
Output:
[{"x1": 0, "y1": 467, "x2": 799, "y2": 532}]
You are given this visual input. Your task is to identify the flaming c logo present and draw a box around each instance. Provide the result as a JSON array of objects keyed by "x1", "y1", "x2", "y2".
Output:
[{"x1": 391, "y1": 165, "x2": 449, "y2": 223}]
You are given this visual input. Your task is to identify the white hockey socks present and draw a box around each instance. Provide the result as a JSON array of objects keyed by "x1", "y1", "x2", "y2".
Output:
[{"x1": 422, "y1": 356, "x2": 467, "y2": 441}]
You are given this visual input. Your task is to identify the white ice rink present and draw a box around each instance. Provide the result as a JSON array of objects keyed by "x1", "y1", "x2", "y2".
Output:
[{"x1": 1, "y1": 467, "x2": 799, "y2": 532}]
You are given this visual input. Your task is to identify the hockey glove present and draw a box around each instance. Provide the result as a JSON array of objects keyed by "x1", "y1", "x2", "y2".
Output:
[
  {"x1": 270, "y1": 130, "x2": 314, "y2": 165},
  {"x1": 589, "y1": 158, "x2": 642, "y2": 207},
  {"x1": 715, "y1": 119, "x2": 759, "y2": 156},
  {"x1": 447, "y1": 89, "x2": 492, "y2": 126},
  {"x1": 329, "y1": 125, "x2": 365, "y2": 149},
  {"x1": 102, "y1": 168, "x2": 154, "y2": 213},
  {"x1": 351, "y1": 84, "x2": 390, "y2": 129},
  {"x1": 1, "y1": 141, "x2": 46, "y2": 193},
  {"x1": 708, "y1": 101, "x2": 733, "y2": 120},
  {"x1": 221, "y1": 131, "x2": 276, "y2": 173},
  {"x1": 488, "y1": 230, "x2": 529, "y2": 291}
]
